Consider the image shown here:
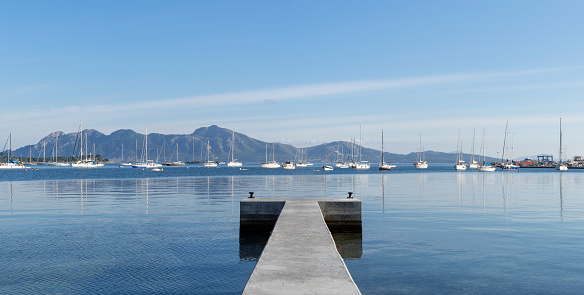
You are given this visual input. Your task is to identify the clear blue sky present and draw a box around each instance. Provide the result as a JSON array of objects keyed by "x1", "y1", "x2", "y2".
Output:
[{"x1": 1, "y1": 1, "x2": 583, "y2": 159}]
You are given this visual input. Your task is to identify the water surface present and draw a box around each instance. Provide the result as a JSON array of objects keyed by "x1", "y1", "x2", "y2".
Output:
[{"x1": 1, "y1": 165, "x2": 583, "y2": 294}]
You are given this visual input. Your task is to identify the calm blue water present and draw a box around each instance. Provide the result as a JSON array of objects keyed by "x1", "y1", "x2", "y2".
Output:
[{"x1": 1, "y1": 164, "x2": 584, "y2": 294}]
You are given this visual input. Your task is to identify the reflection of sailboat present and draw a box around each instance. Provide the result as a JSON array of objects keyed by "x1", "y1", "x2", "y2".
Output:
[
  {"x1": 454, "y1": 131, "x2": 467, "y2": 171},
  {"x1": 227, "y1": 130, "x2": 243, "y2": 167},
  {"x1": 414, "y1": 134, "x2": 428, "y2": 169},
  {"x1": 479, "y1": 128, "x2": 496, "y2": 172},
  {"x1": 559, "y1": 172, "x2": 564, "y2": 222},
  {"x1": 556, "y1": 118, "x2": 568, "y2": 171},
  {"x1": 261, "y1": 142, "x2": 280, "y2": 168},
  {"x1": 379, "y1": 129, "x2": 395, "y2": 171}
]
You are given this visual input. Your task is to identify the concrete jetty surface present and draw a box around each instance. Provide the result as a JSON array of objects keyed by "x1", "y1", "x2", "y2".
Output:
[{"x1": 241, "y1": 198, "x2": 362, "y2": 295}]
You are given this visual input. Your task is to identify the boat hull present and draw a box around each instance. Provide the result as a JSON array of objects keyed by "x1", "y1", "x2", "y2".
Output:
[
  {"x1": 454, "y1": 164, "x2": 467, "y2": 170},
  {"x1": 261, "y1": 162, "x2": 280, "y2": 168},
  {"x1": 479, "y1": 165, "x2": 496, "y2": 172},
  {"x1": 414, "y1": 161, "x2": 428, "y2": 169},
  {"x1": 501, "y1": 164, "x2": 519, "y2": 171}
]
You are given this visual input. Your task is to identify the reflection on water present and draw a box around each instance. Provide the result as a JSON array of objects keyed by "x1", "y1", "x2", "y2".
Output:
[
  {"x1": 332, "y1": 232, "x2": 363, "y2": 259},
  {"x1": 2, "y1": 170, "x2": 584, "y2": 294}
]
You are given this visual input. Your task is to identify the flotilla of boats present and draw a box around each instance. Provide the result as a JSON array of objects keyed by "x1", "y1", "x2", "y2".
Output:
[{"x1": 1, "y1": 120, "x2": 575, "y2": 172}]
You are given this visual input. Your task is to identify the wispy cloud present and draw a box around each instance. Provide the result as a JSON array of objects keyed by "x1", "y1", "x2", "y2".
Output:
[{"x1": 0, "y1": 66, "x2": 580, "y2": 148}]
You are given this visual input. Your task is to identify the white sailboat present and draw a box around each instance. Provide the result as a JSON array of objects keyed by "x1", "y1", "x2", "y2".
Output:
[
  {"x1": 71, "y1": 121, "x2": 104, "y2": 168},
  {"x1": 379, "y1": 129, "x2": 395, "y2": 171},
  {"x1": 296, "y1": 143, "x2": 311, "y2": 167},
  {"x1": 132, "y1": 127, "x2": 162, "y2": 169},
  {"x1": 323, "y1": 143, "x2": 333, "y2": 171},
  {"x1": 261, "y1": 142, "x2": 280, "y2": 168},
  {"x1": 46, "y1": 133, "x2": 69, "y2": 166},
  {"x1": 165, "y1": 142, "x2": 185, "y2": 166},
  {"x1": 478, "y1": 128, "x2": 496, "y2": 172},
  {"x1": 556, "y1": 118, "x2": 568, "y2": 171},
  {"x1": 46, "y1": 134, "x2": 69, "y2": 167},
  {"x1": 354, "y1": 126, "x2": 371, "y2": 170},
  {"x1": 454, "y1": 131, "x2": 467, "y2": 171},
  {"x1": 203, "y1": 140, "x2": 218, "y2": 167},
  {"x1": 0, "y1": 132, "x2": 29, "y2": 169},
  {"x1": 414, "y1": 134, "x2": 428, "y2": 169},
  {"x1": 468, "y1": 129, "x2": 479, "y2": 169},
  {"x1": 500, "y1": 119, "x2": 519, "y2": 171},
  {"x1": 119, "y1": 143, "x2": 132, "y2": 166},
  {"x1": 227, "y1": 130, "x2": 243, "y2": 167},
  {"x1": 334, "y1": 144, "x2": 350, "y2": 168}
]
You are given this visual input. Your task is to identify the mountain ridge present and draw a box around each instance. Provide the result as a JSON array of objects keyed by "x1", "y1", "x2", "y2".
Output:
[{"x1": 11, "y1": 125, "x2": 500, "y2": 164}]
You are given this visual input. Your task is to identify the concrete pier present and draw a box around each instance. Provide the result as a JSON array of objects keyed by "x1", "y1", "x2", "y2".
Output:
[{"x1": 241, "y1": 197, "x2": 362, "y2": 295}]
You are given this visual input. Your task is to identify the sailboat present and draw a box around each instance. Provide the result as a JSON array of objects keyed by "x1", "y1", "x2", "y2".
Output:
[
  {"x1": 203, "y1": 141, "x2": 218, "y2": 167},
  {"x1": 468, "y1": 129, "x2": 479, "y2": 169},
  {"x1": 165, "y1": 142, "x2": 186, "y2": 166},
  {"x1": 296, "y1": 144, "x2": 307, "y2": 167},
  {"x1": 454, "y1": 131, "x2": 467, "y2": 171},
  {"x1": 71, "y1": 121, "x2": 104, "y2": 168},
  {"x1": 119, "y1": 143, "x2": 133, "y2": 166},
  {"x1": 323, "y1": 143, "x2": 333, "y2": 171},
  {"x1": 261, "y1": 142, "x2": 280, "y2": 168},
  {"x1": 334, "y1": 143, "x2": 348, "y2": 168},
  {"x1": 556, "y1": 118, "x2": 568, "y2": 171},
  {"x1": 46, "y1": 133, "x2": 69, "y2": 166},
  {"x1": 0, "y1": 132, "x2": 29, "y2": 169},
  {"x1": 132, "y1": 127, "x2": 162, "y2": 169},
  {"x1": 354, "y1": 126, "x2": 371, "y2": 170},
  {"x1": 500, "y1": 119, "x2": 519, "y2": 171},
  {"x1": 379, "y1": 129, "x2": 395, "y2": 171},
  {"x1": 478, "y1": 128, "x2": 496, "y2": 172},
  {"x1": 227, "y1": 130, "x2": 243, "y2": 167},
  {"x1": 414, "y1": 134, "x2": 428, "y2": 169}
]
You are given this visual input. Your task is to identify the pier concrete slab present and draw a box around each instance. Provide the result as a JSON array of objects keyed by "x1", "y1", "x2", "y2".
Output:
[{"x1": 241, "y1": 198, "x2": 361, "y2": 295}]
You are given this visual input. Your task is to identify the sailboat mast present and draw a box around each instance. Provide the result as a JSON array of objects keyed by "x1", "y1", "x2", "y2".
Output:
[
  {"x1": 55, "y1": 134, "x2": 58, "y2": 162},
  {"x1": 502, "y1": 119, "x2": 508, "y2": 162},
  {"x1": 559, "y1": 118, "x2": 563, "y2": 163},
  {"x1": 80, "y1": 121, "x2": 83, "y2": 162},
  {"x1": 381, "y1": 129, "x2": 384, "y2": 165},
  {"x1": 359, "y1": 126, "x2": 362, "y2": 162},
  {"x1": 145, "y1": 127, "x2": 148, "y2": 162},
  {"x1": 482, "y1": 128, "x2": 486, "y2": 163},
  {"x1": 471, "y1": 128, "x2": 475, "y2": 163},
  {"x1": 231, "y1": 130, "x2": 235, "y2": 162}
]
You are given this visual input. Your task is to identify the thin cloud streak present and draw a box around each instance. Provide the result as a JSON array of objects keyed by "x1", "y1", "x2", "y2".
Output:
[{"x1": 1, "y1": 66, "x2": 576, "y2": 125}]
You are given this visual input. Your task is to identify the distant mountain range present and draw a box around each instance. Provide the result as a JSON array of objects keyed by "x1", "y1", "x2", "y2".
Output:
[{"x1": 12, "y1": 125, "x2": 500, "y2": 164}]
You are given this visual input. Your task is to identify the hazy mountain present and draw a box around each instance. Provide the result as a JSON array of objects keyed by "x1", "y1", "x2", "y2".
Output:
[{"x1": 12, "y1": 125, "x2": 500, "y2": 163}]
